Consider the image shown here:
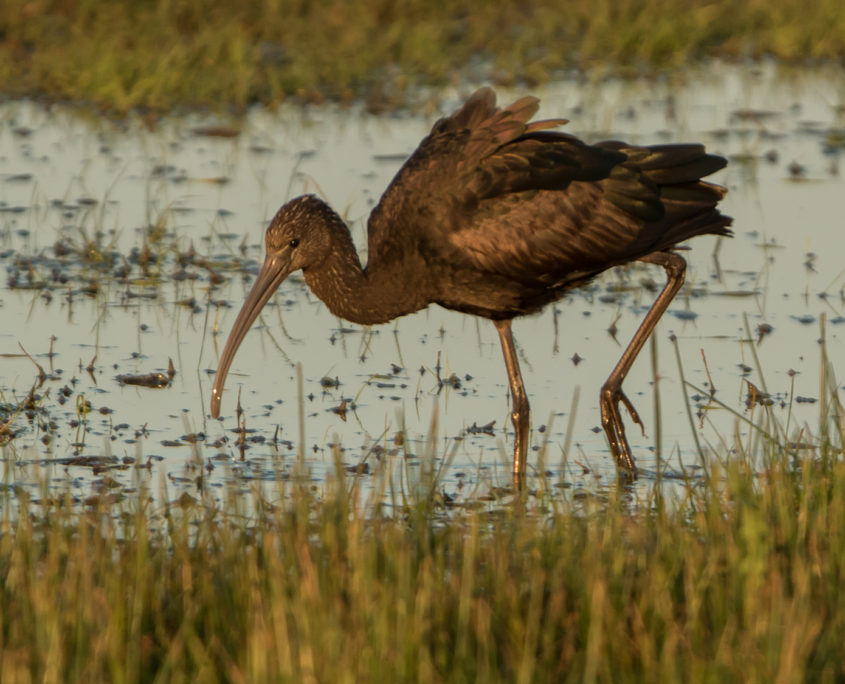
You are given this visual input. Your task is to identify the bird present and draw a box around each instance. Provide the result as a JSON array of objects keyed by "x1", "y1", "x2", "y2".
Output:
[{"x1": 210, "y1": 87, "x2": 732, "y2": 483}]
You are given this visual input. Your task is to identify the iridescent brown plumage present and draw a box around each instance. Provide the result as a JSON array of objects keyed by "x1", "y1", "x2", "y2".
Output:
[{"x1": 211, "y1": 88, "x2": 732, "y2": 483}]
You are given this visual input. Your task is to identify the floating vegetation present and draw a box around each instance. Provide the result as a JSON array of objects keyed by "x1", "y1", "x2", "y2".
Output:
[{"x1": 116, "y1": 359, "x2": 176, "y2": 388}]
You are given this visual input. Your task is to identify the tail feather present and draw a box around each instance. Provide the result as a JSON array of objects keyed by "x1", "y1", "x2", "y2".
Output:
[
  {"x1": 641, "y1": 149, "x2": 727, "y2": 185},
  {"x1": 657, "y1": 177, "x2": 733, "y2": 247},
  {"x1": 599, "y1": 141, "x2": 728, "y2": 184},
  {"x1": 656, "y1": 208, "x2": 733, "y2": 249}
]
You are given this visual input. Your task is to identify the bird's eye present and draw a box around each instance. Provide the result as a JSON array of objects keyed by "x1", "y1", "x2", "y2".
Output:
[{"x1": 289, "y1": 238, "x2": 299, "y2": 248}]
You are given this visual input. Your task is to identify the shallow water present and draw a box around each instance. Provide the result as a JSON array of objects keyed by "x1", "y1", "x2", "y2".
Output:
[{"x1": 2, "y1": 61, "x2": 844, "y2": 506}]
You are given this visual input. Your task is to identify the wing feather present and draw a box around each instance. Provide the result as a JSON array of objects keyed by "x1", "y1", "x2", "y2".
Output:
[{"x1": 367, "y1": 88, "x2": 731, "y2": 293}]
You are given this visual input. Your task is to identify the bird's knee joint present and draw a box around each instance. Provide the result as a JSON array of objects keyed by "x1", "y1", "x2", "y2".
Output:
[
  {"x1": 511, "y1": 409, "x2": 529, "y2": 430},
  {"x1": 665, "y1": 253, "x2": 687, "y2": 280}
]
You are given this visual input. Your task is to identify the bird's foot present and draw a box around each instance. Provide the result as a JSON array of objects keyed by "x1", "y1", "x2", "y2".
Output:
[
  {"x1": 618, "y1": 390, "x2": 645, "y2": 436},
  {"x1": 600, "y1": 383, "x2": 641, "y2": 475}
]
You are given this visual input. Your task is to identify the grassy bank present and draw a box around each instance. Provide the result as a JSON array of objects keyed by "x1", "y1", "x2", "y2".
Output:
[
  {"x1": 1, "y1": 0, "x2": 844, "y2": 113},
  {"x1": 1, "y1": 439, "x2": 844, "y2": 680},
  {"x1": 1, "y1": 320, "x2": 843, "y2": 680}
]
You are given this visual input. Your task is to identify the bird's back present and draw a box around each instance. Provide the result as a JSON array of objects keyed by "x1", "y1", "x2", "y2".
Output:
[{"x1": 366, "y1": 88, "x2": 732, "y2": 320}]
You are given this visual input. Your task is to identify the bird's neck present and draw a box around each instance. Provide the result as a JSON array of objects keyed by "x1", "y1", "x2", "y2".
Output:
[{"x1": 303, "y1": 220, "x2": 428, "y2": 326}]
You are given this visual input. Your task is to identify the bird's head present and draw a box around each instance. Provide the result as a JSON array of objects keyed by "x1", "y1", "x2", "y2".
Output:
[
  {"x1": 210, "y1": 194, "x2": 335, "y2": 418},
  {"x1": 265, "y1": 194, "x2": 336, "y2": 273}
]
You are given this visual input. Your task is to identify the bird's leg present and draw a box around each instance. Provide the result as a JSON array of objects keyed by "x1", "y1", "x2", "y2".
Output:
[
  {"x1": 494, "y1": 319, "x2": 530, "y2": 486},
  {"x1": 601, "y1": 251, "x2": 687, "y2": 475}
]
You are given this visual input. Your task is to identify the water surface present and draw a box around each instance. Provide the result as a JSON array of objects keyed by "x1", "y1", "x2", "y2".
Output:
[{"x1": 2, "y1": 61, "x2": 844, "y2": 505}]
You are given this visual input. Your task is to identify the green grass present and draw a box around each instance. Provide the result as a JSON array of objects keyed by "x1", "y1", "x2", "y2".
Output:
[
  {"x1": 2, "y1": 401, "x2": 845, "y2": 680},
  {"x1": 1, "y1": 0, "x2": 844, "y2": 113},
  {"x1": 1, "y1": 280, "x2": 844, "y2": 680}
]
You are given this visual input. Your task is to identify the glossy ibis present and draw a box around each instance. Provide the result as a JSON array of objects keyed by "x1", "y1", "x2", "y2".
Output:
[{"x1": 210, "y1": 88, "x2": 731, "y2": 482}]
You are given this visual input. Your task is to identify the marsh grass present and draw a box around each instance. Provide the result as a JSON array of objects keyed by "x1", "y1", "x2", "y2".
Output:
[
  {"x1": 2, "y1": 0, "x2": 845, "y2": 113},
  {"x1": 3, "y1": 209, "x2": 844, "y2": 680},
  {"x1": 2, "y1": 361, "x2": 845, "y2": 681}
]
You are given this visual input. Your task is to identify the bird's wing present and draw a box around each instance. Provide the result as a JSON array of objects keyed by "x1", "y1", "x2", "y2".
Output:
[
  {"x1": 366, "y1": 88, "x2": 571, "y2": 261},
  {"x1": 444, "y1": 141, "x2": 729, "y2": 285},
  {"x1": 366, "y1": 89, "x2": 728, "y2": 286}
]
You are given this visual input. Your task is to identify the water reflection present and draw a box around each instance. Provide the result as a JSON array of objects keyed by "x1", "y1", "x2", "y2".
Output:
[{"x1": 1, "y1": 61, "x2": 844, "y2": 506}]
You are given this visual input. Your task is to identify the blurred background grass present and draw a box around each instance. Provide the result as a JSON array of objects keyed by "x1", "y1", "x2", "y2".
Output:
[{"x1": 1, "y1": 0, "x2": 844, "y2": 113}]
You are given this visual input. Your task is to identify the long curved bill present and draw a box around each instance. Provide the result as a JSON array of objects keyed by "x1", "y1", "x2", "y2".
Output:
[{"x1": 210, "y1": 253, "x2": 292, "y2": 418}]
